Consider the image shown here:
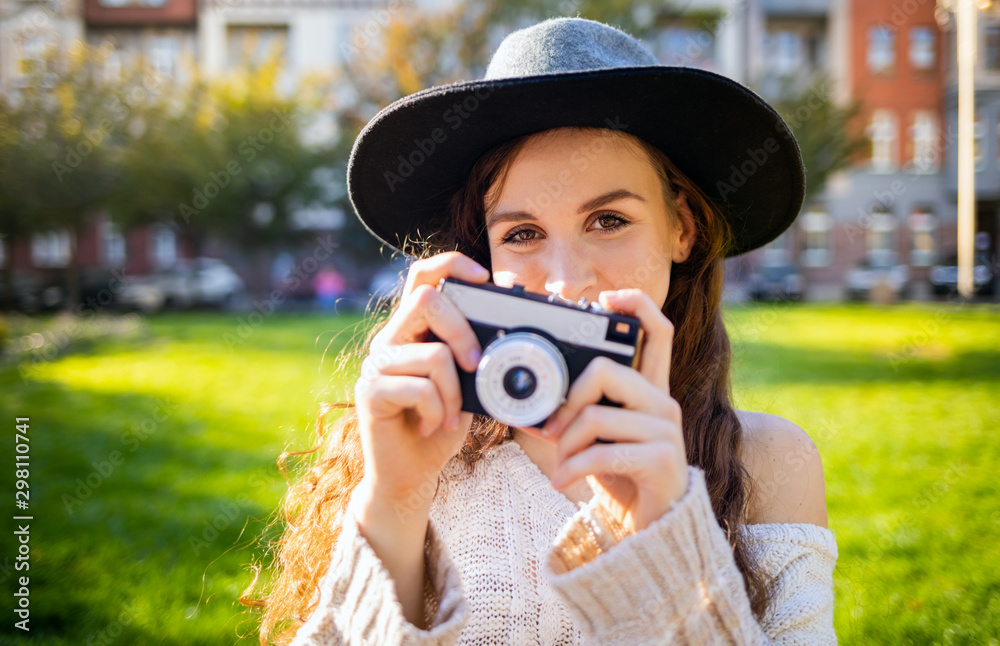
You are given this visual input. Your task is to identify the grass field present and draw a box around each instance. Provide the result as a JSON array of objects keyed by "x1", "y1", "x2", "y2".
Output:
[{"x1": 0, "y1": 302, "x2": 997, "y2": 645}]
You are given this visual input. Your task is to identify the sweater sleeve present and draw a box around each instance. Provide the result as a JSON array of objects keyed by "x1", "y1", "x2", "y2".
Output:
[
  {"x1": 289, "y1": 512, "x2": 470, "y2": 646},
  {"x1": 543, "y1": 465, "x2": 838, "y2": 645}
]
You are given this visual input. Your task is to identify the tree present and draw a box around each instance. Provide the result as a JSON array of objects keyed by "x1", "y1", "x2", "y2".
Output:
[
  {"x1": 766, "y1": 77, "x2": 868, "y2": 204},
  {"x1": 0, "y1": 41, "x2": 145, "y2": 309},
  {"x1": 107, "y1": 53, "x2": 340, "y2": 295},
  {"x1": 0, "y1": 39, "x2": 341, "y2": 306}
]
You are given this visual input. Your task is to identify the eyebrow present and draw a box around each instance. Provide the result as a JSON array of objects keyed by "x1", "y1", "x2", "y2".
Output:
[{"x1": 485, "y1": 189, "x2": 646, "y2": 229}]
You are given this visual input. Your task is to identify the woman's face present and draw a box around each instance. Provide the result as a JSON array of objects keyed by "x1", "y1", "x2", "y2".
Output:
[{"x1": 485, "y1": 128, "x2": 696, "y2": 307}]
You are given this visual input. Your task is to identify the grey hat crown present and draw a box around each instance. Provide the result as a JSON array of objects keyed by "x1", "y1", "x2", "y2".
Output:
[{"x1": 484, "y1": 17, "x2": 660, "y2": 81}]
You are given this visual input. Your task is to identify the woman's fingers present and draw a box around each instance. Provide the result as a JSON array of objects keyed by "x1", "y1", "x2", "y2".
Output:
[
  {"x1": 374, "y1": 284, "x2": 482, "y2": 373},
  {"x1": 401, "y1": 251, "x2": 491, "y2": 299},
  {"x1": 355, "y1": 374, "x2": 445, "y2": 437},
  {"x1": 598, "y1": 288, "x2": 674, "y2": 395},
  {"x1": 543, "y1": 356, "x2": 681, "y2": 436},
  {"x1": 554, "y1": 406, "x2": 678, "y2": 465},
  {"x1": 360, "y1": 342, "x2": 464, "y2": 432},
  {"x1": 371, "y1": 252, "x2": 491, "y2": 374},
  {"x1": 550, "y1": 441, "x2": 680, "y2": 491}
]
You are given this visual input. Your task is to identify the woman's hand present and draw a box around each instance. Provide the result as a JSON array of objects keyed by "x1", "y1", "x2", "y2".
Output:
[
  {"x1": 354, "y1": 252, "x2": 489, "y2": 509},
  {"x1": 540, "y1": 288, "x2": 689, "y2": 533}
]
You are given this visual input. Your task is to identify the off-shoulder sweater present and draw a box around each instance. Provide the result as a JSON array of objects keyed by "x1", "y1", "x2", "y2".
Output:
[{"x1": 290, "y1": 439, "x2": 838, "y2": 645}]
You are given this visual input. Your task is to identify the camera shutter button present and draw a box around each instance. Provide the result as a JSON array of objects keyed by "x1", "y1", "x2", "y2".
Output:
[{"x1": 588, "y1": 301, "x2": 610, "y2": 314}]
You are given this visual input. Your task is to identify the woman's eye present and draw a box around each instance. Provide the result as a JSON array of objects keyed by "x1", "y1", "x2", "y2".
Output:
[
  {"x1": 593, "y1": 212, "x2": 630, "y2": 232},
  {"x1": 500, "y1": 227, "x2": 538, "y2": 245}
]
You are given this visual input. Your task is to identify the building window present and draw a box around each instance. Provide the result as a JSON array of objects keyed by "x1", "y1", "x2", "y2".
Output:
[
  {"x1": 909, "y1": 209, "x2": 937, "y2": 266},
  {"x1": 870, "y1": 110, "x2": 898, "y2": 173},
  {"x1": 867, "y1": 209, "x2": 898, "y2": 265},
  {"x1": 31, "y1": 230, "x2": 72, "y2": 268},
  {"x1": 986, "y1": 24, "x2": 1000, "y2": 71},
  {"x1": 910, "y1": 110, "x2": 938, "y2": 172},
  {"x1": 101, "y1": 217, "x2": 126, "y2": 267},
  {"x1": 868, "y1": 26, "x2": 895, "y2": 74},
  {"x1": 227, "y1": 25, "x2": 289, "y2": 70},
  {"x1": 767, "y1": 30, "x2": 805, "y2": 76},
  {"x1": 801, "y1": 209, "x2": 832, "y2": 267},
  {"x1": 153, "y1": 225, "x2": 176, "y2": 270},
  {"x1": 149, "y1": 37, "x2": 179, "y2": 78},
  {"x1": 909, "y1": 27, "x2": 936, "y2": 71}
]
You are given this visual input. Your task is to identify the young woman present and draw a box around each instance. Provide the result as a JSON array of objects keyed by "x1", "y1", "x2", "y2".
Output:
[{"x1": 244, "y1": 17, "x2": 836, "y2": 645}]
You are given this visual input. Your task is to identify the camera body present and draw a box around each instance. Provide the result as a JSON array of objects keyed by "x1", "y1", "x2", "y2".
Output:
[{"x1": 429, "y1": 278, "x2": 644, "y2": 428}]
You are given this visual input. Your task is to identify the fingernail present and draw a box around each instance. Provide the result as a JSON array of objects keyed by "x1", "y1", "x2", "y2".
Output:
[
  {"x1": 543, "y1": 415, "x2": 559, "y2": 435},
  {"x1": 468, "y1": 347, "x2": 482, "y2": 366},
  {"x1": 449, "y1": 415, "x2": 460, "y2": 430},
  {"x1": 474, "y1": 264, "x2": 490, "y2": 276}
]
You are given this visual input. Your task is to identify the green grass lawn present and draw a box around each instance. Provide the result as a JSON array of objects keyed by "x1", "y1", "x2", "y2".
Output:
[{"x1": 0, "y1": 302, "x2": 998, "y2": 645}]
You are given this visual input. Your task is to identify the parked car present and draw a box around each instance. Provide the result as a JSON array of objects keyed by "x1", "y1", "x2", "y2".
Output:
[
  {"x1": 1, "y1": 268, "x2": 128, "y2": 313},
  {"x1": 928, "y1": 252, "x2": 996, "y2": 296},
  {"x1": 0, "y1": 275, "x2": 51, "y2": 312},
  {"x1": 747, "y1": 262, "x2": 805, "y2": 302},
  {"x1": 118, "y1": 258, "x2": 246, "y2": 312},
  {"x1": 845, "y1": 257, "x2": 910, "y2": 301}
]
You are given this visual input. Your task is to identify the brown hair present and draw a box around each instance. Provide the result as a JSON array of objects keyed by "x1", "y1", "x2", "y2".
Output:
[{"x1": 240, "y1": 127, "x2": 772, "y2": 644}]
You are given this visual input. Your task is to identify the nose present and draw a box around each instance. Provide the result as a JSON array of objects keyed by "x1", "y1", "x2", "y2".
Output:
[{"x1": 542, "y1": 247, "x2": 596, "y2": 302}]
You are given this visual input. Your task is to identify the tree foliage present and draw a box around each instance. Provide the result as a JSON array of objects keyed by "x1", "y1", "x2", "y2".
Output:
[{"x1": 0, "y1": 41, "x2": 338, "y2": 308}]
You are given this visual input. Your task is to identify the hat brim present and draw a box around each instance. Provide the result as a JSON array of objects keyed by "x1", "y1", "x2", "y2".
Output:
[{"x1": 347, "y1": 66, "x2": 805, "y2": 258}]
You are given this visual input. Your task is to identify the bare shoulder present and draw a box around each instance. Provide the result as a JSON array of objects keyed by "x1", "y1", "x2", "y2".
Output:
[{"x1": 735, "y1": 410, "x2": 829, "y2": 528}]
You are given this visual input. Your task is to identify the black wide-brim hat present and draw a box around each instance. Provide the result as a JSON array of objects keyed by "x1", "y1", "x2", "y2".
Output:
[{"x1": 347, "y1": 17, "x2": 806, "y2": 258}]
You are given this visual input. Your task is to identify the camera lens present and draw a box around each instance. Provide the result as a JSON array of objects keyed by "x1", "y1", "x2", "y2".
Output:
[
  {"x1": 475, "y1": 331, "x2": 569, "y2": 428},
  {"x1": 503, "y1": 367, "x2": 537, "y2": 400}
]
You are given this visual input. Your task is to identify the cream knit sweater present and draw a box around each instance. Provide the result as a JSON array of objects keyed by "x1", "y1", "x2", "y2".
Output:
[{"x1": 291, "y1": 440, "x2": 838, "y2": 645}]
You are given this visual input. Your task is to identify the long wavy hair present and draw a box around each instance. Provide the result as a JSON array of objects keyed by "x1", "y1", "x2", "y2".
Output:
[{"x1": 240, "y1": 126, "x2": 772, "y2": 644}]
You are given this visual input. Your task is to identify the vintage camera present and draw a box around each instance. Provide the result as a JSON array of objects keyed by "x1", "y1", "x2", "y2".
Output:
[{"x1": 428, "y1": 278, "x2": 644, "y2": 428}]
